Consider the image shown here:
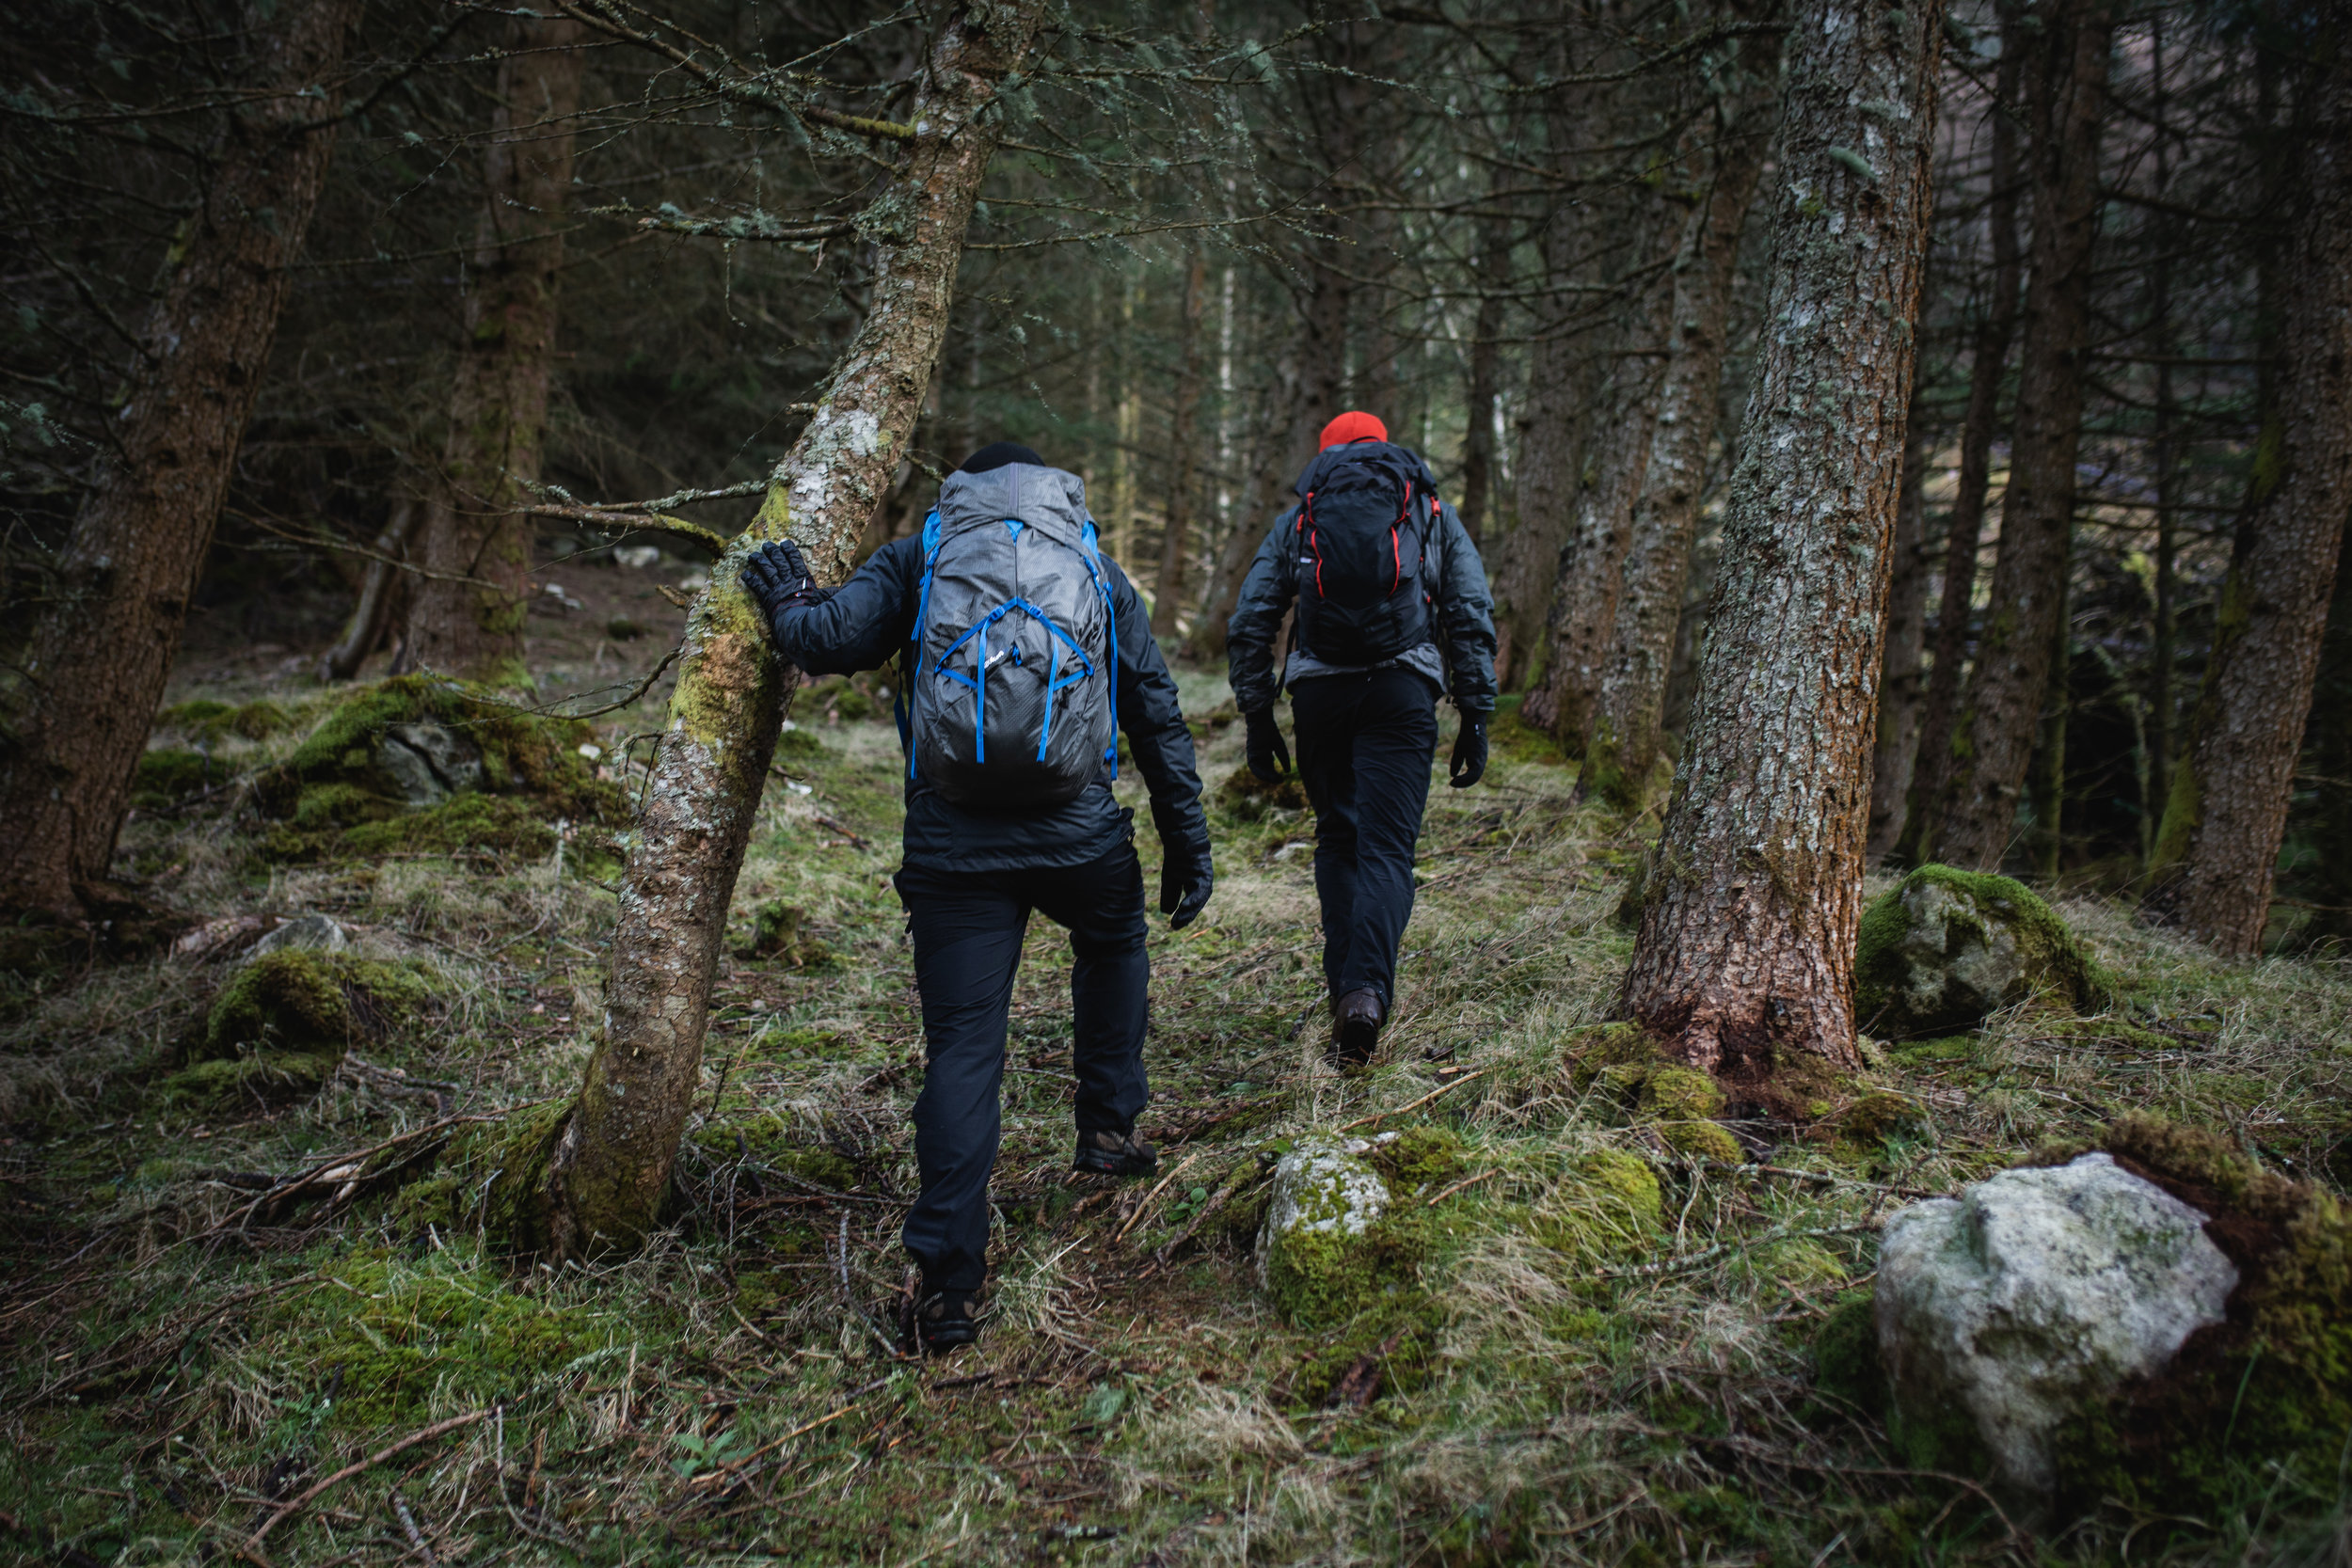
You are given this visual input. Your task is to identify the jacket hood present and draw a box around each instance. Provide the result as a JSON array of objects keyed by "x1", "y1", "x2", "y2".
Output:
[
  {"x1": 1294, "y1": 439, "x2": 1436, "y2": 499},
  {"x1": 936, "y1": 462, "x2": 1091, "y2": 531}
]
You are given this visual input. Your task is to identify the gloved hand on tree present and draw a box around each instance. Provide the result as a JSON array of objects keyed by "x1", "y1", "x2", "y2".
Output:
[
  {"x1": 1244, "y1": 707, "x2": 1292, "y2": 783},
  {"x1": 1450, "y1": 707, "x2": 1490, "y2": 789}
]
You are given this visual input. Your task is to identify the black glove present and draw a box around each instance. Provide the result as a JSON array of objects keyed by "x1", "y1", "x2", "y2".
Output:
[
  {"x1": 1244, "y1": 707, "x2": 1292, "y2": 783},
  {"x1": 1152, "y1": 801, "x2": 1214, "y2": 930},
  {"x1": 1449, "y1": 709, "x2": 1490, "y2": 789},
  {"x1": 739, "y1": 539, "x2": 828, "y2": 636}
]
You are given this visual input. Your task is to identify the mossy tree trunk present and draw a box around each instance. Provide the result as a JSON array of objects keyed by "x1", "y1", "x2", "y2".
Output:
[
  {"x1": 1577, "y1": 21, "x2": 1780, "y2": 803},
  {"x1": 0, "y1": 0, "x2": 360, "y2": 920},
  {"x1": 1896, "y1": 1, "x2": 2023, "y2": 868},
  {"x1": 1927, "y1": 0, "x2": 2114, "y2": 869},
  {"x1": 2143, "y1": 46, "x2": 2352, "y2": 954},
  {"x1": 1621, "y1": 0, "x2": 1945, "y2": 1081},
  {"x1": 402, "y1": 15, "x2": 584, "y2": 686},
  {"x1": 540, "y1": 1, "x2": 1044, "y2": 1258}
]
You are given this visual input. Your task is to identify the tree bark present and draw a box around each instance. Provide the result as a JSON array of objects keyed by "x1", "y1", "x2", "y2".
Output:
[
  {"x1": 540, "y1": 1, "x2": 1045, "y2": 1256},
  {"x1": 1578, "y1": 29, "x2": 1780, "y2": 803},
  {"x1": 1928, "y1": 0, "x2": 2113, "y2": 869},
  {"x1": 2143, "y1": 47, "x2": 2352, "y2": 953},
  {"x1": 2302, "y1": 538, "x2": 2352, "y2": 953},
  {"x1": 1455, "y1": 209, "x2": 1513, "y2": 549},
  {"x1": 1897, "y1": 17, "x2": 2022, "y2": 865},
  {"x1": 404, "y1": 16, "x2": 583, "y2": 685},
  {"x1": 1867, "y1": 394, "x2": 1933, "y2": 859},
  {"x1": 1621, "y1": 0, "x2": 1944, "y2": 1084},
  {"x1": 1152, "y1": 250, "x2": 1207, "y2": 639},
  {"x1": 0, "y1": 0, "x2": 360, "y2": 919}
]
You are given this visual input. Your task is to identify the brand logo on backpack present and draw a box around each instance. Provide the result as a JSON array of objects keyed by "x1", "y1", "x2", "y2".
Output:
[
  {"x1": 1291, "y1": 444, "x2": 1436, "y2": 666},
  {"x1": 902, "y1": 466, "x2": 1120, "y2": 808}
]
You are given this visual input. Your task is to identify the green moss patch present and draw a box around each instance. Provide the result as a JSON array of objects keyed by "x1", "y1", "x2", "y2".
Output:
[
  {"x1": 155, "y1": 1052, "x2": 335, "y2": 1111},
  {"x1": 1488, "y1": 694, "x2": 1567, "y2": 767},
  {"x1": 1366, "y1": 1125, "x2": 1468, "y2": 1193},
  {"x1": 1264, "y1": 1209, "x2": 1435, "y2": 1332},
  {"x1": 1531, "y1": 1148, "x2": 1663, "y2": 1264},
  {"x1": 1565, "y1": 1025, "x2": 1745, "y2": 1162},
  {"x1": 279, "y1": 1249, "x2": 625, "y2": 1426},
  {"x1": 156, "y1": 698, "x2": 295, "y2": 742},
  {"x1": 393, "y1": 1099, "x2": 571, "y2": 1254}
]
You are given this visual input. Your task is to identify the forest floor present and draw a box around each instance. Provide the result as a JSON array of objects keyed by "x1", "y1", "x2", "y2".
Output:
[{"x1": 5, "y1": 569, "x2": 2351, "y2": 1566}]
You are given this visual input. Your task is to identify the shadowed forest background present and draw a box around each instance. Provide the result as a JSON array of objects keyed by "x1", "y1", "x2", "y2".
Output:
[{"x1": 1, "y1": 0, "x2": 2348, "y2": 1563}]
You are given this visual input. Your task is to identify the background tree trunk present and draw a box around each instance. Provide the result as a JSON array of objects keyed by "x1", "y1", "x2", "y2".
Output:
[
  {"x1": 1152, "y1": 251, "x2": 1207, "y2": 639},
  {"x1": 1455, "y1": 208, "x2": 1514, "y2": 549},
  {"x1": 540, "y1": 1, "x2": 1044, "y2": 1257},
  {"x1": 1578, "y1": 29, "x2": 1780, "y2": 803},
  {"x1": 402, "y1": 16, "x2": 582, "y2": 685},
  {"x1": 2303, "y1": 543, "x2": 2352, "y2": 953},
  {"x1": 1621, "y1": 0, "x2": 1944, "y2": 1085},
  {"x1": 1930, "y1": 0, "x2": 2114, "y2": 869},
  {"x1": 319, "y1": 498, "x2": 421, "y2": 681},
  {"x1": 2143, "y1": 48, "x2": 2352, "y2": 953},
  {"x1": 1868, "y1": 397, "x2": 1933, "y2": 859},
  {"x1": 0, "y1": 0, "x2": 360, "y2": 919},
  {"x1": 1898, "y1": 17, "x2": 2022, "y2": 865}
]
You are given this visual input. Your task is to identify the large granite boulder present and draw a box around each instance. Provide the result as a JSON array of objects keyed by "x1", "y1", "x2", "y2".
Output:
[
  {"x1": 1854, "y1": 865, "x2": 2109, "y2": 1037},
  {"x1": 1876, "y1": 1152, "x2": 2236, "y2": 1505}
]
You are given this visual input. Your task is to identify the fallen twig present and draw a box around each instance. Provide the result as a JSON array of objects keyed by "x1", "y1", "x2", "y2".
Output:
[
  {"x1": 1339, "y1": 1069, "x2": 1486, "y2": 1132},
  {"x1": 1112, "y1": 1152, "x2": 1202, "y2": 1244},
  {"x1": 247, "y1": 1410, "x2": 488, "y2": 1552},
  {"x1": 1423, "y1": 1169, "x2": 1499, "y2": 1207},
  {"x1": 1589, "y1": 1221, "x2": 1882, "y2": 1280}
]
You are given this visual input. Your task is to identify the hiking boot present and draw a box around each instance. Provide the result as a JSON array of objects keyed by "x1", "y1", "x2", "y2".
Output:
[
  {"x1": 1073, "y1": 1128, "x2": 1157, "y2": 1177},
  {"x1": 1329, "y1": 988, "x2": 1385, "y2": 1068},
  {"x1": 914, "y1": 1284, "x2": 985, "y2": 1355}
]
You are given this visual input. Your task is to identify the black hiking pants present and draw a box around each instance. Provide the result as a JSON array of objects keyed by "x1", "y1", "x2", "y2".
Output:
[
  {"x1": 894, "y1": 844, "x2": 1151, "y2": 1292},
  {"x1": 1289, "y1": 666, "x2": 1438, "y2": 1011}
]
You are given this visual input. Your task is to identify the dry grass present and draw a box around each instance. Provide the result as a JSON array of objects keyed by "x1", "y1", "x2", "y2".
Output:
[{"x1": 3, "y1": 662, "x2": 2348, "y2": 1565}]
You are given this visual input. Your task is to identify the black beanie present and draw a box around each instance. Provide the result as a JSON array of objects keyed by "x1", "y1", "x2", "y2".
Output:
[{"x1": 959, "y1": 441, "x2": 1046, "y2": 474}]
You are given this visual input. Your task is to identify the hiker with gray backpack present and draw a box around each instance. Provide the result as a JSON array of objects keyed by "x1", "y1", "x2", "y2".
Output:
[
  {"x1": 1227, "y1": 410, "x2": 1498, "y2": 1068},
  {"x1": 740, "y1": 441, "x2": 1214, "y2": 1354}
]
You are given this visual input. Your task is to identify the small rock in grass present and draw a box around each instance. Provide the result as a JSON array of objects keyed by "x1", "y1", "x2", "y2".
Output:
[
  {"x1": 246, "y1": 912, "x2": 349, "y2": 958},
  {"x1": 1257, "y1": 1133, "x2": 1423, "y2": 1328},
  {"x1": 1875, "y1": 1152, "x2": 2235, "y2": 1507}
]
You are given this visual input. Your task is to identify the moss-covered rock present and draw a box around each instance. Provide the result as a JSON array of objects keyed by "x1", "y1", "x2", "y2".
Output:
[
  {"x1": 1366, "y1": 1124, "x2": 1468, "y2": 1192},
  {"x1": 1216, "y1": 764, "x2": 1309, "y2": 818},
  {"x1": 155, "y1": 1052, "x2": 336, "y2": 1110},
  {"x1": 1854, "y1": 864, "x2": 2110, "y2": 1037},
  {"x1": 732, "y1": 900, "x2": 833, "y2": 967},
  {"x1": 1257, "y1": 1134, "x2": 1430, "y2": 1329},
  {"x1": 196, "y1": 948, "x2": 436, "y2": 1063},
  {"x1": 2032, "y1": 1117, "x2": 2352, "y2": 1518},
  {"x1": 250, "y1": 674, "x2": 625, "y2": 863},
  {"x1": 1833, "y1": 1089, "x2": 1930, "y2": 1151},
  {"x1": 131, "y1": 748, "x2": 217, "y2": 809}
]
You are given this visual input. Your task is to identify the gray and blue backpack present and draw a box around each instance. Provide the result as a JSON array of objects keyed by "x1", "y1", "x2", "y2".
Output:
[{"x1": 901, "y1": 462, "x2": 1119, "y2": 807}]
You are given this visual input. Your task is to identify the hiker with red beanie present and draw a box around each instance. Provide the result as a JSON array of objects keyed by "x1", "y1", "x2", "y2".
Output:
[{"x1": 1226, "y1": 411, "x2": 1497, "y2": 1067}]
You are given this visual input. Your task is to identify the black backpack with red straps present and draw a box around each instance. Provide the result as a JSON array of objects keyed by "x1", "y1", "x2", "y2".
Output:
[{"x1": 1289, "y1": 441, "x2": 1438, "y2": 666}]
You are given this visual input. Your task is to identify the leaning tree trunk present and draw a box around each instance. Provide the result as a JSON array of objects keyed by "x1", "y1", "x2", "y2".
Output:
[
  {"x1": 1152, "y1": 251, "x2": 1207, "y2": 640},
  {"x1": 0, "y1": 0, "x2": 360, "y2": 920},
  {"x1": 1577, "y1": 24, "x2": 1780, "y2": 805},
  {"x1": 539, "y1": 1, "x2": 1043, "y2": 1257},
  {"x1": 1867, "y1": 393, "x2": 1933, "y2": 860},
  {"x1": 403, "y1": 15, "x2": 583, "y2": 685},
  {"x1": 1930, "y1": 0, "x2": 2113, "y2": 869},
  {"x1": 1896, "y1": 18, "x2": 2022, "y2": 866},
  {"x1": 1621, "y1": 0, "x2": 1944, "y2": 1084},
  {"x1": 2143, "y1": 48, "x2": 2352, "y2": 953}
]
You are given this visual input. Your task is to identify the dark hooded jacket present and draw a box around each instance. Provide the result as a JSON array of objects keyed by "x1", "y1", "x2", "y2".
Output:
[
  {"x1": 1226, "y1": 439, "x2": 1499, "y2": 716},
  {"x1": 769, "y1": 462, "x2": 1209, "y2": 874}
]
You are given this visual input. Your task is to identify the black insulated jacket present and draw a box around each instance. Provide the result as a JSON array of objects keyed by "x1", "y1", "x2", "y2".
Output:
[
  {"x1": 1226, "y1": 440, "x2": 1500, "y2": 717},
  {"x1": 770, "y1": 497, "x2": 1210, "y2": 875}
]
